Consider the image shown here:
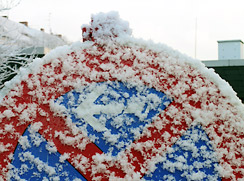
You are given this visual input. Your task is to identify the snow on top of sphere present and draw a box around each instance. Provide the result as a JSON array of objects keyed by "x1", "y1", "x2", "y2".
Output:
[{"x1": 81, "y1": 11, "x2": 132, "y2": 42}]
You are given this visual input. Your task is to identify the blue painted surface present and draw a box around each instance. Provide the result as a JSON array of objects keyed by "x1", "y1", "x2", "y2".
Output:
[
  {"x1": 10, "y1": 127, "x2": 86, "y2": 181},
  {"x1": 58, "y1": 81, "x2": 172, "y2": 156},
  {"x1": 143, "y1": 125, "x2": 221, "y2": 181}
]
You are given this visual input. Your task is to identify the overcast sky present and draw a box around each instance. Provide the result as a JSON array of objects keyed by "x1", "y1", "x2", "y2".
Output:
[{"x1": 4, "y1": 0, "x2": 244, "y2": 60}]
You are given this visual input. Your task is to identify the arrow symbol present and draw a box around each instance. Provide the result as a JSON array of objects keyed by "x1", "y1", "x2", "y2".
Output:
[
  {"x1": 73, "y1": 84, "x2": 124, "y2": 132},
  {"x1": 72, "y1": 83, "x2": 162, "y2": 132}
]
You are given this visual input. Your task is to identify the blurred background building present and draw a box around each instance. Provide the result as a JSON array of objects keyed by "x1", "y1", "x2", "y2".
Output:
[{"x1": 203, "y1": 40, "x2": 244, "y2": 102}]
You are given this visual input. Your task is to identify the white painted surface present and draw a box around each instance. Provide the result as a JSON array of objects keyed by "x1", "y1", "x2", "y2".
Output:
[{"x1": 218, "y1": 40, "x2": 244, "y2": 60}]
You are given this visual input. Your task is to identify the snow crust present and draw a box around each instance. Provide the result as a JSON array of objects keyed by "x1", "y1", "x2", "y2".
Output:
[{"x1": 0, "y1": 11, "x2": 244, "y2": 180}]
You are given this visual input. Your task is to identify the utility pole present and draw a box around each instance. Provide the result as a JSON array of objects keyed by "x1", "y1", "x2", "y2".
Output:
[
  {"x1": 48, "y1": 12, "x2": 52, "y2": 34},
  {"x1": 194, "y1": 17, "x2": 198, "y2": 59}
]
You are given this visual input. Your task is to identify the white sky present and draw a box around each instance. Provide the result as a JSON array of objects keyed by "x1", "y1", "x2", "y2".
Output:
[{"x1": 3, "y1": 0, "x2": 244, "y2": 60}]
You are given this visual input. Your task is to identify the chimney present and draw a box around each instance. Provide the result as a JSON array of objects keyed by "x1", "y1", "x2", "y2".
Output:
[
  {"x1": 218, "y1": 40, "x2": 244, "y2": 60},
  {"x1": 19, "y1": 21, "x2": 28, "y2": 27},
  {"x1": 56, "y1": 34, "x2": 62, "y2": 38}
]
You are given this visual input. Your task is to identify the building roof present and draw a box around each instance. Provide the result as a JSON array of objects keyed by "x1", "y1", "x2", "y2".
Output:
[
  {"x1": 217, "y1": 39, "x2": 244, "y2": 44},
  {"x1": 0, "y1": 16, "x2": 67, "y2": 50},
  {"x1": 203, "y1": 59, "x2": 244, "y2": 67}
]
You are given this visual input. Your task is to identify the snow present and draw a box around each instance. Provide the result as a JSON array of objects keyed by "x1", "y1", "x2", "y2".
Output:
[
  {"x1": 18, "y1": 136, "x2": 30, "y2": 150},
  {"x1": 0, "y1": 11, "x2": 244, "y2": 180},
  {"x1": 81, "y1": 11, "x2": 132, "y2": 43},
  {"x1": 18, "y1": 151, "x2": 56, "y2": 176}
]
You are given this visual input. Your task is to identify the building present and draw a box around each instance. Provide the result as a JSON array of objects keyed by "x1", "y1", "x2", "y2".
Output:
[{"x1": 203, "y1": 40, "x2": 244, "y2": 102}]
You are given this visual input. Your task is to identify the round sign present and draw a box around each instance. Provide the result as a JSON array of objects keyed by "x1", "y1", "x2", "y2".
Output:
[{"x1": 0, "y1": 12, "x2": 244, "y2": 180}]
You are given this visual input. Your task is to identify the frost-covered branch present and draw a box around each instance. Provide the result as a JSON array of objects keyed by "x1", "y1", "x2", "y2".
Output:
[
  {"x1": 0, "y1": 15, "x2": 33, "y2": 89},
  {"x1": 0, "y1": 1, "x2": 67, "y2": 89},
  {"x1": 0, "y1": 47, "x2": 34, "y2": 89},
  {"x1": 0, "y1": 0, "x2": 29, "y2": 89},
  {"x1": 0, "y1": 0, "x2": 21, "y2": 11}
]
